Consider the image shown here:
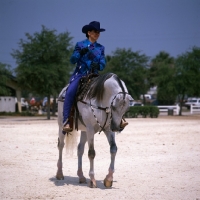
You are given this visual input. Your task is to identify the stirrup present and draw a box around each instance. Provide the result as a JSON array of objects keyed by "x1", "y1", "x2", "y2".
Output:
[
  {"x1": 120, "y1": 120, "x2": 128, "y2": 128},
  {"x1": 63, "y1": 124, "x2": 72, "y2": 132}
]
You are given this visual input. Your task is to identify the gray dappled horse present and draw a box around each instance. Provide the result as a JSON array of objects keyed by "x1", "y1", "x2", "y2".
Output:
[{"x1": 56, "y1": 73, "x2": 133, "y2": 188}]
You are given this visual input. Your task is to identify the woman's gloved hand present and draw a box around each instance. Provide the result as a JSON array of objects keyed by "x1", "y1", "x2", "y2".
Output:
[{"x1": 80, "y1": 47, "x2": 89, "y2": 56}]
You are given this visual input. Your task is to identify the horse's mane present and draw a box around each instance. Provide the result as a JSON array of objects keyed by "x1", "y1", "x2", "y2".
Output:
[{"x1": 88, "y1": 73, "x2": 125, "y2": 101}]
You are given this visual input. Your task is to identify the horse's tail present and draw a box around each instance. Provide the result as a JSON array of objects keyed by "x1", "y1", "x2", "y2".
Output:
[
  {"x1": 57, "y1": 100, "x2": 79, "y2": 156},
  {"x1": 65, "y1": 129, "x2": 79, "y2": 156}
]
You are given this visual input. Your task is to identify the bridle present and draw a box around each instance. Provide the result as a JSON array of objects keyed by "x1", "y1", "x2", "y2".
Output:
[{"x1": 79, "y1": 91, "x2": 129, "y2": 134}]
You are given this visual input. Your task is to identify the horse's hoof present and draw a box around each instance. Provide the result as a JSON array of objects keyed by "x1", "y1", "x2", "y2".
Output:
[
  {"x1": 79, "y1": 177, "x2": 87, "y2": 184},
  {"x1": 88, "y1": 180, "x2": 97, "y2": 188},
  {"x1": 104, "y1": 178, "x2": 113, "y2": 187},
  {"x1": 56, "y1": 173, "x2": 64, "y2": 180}
]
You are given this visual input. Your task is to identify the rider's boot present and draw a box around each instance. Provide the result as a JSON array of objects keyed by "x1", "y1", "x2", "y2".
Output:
[{"x1": 63, "y1": 119, "x2": 72, "y2": 132}]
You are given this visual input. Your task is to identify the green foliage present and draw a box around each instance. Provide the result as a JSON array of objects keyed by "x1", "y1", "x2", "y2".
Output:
[
  {"x1": 12, "y1": 25, "x2": 73, "y2": 96},
  {"x1": 103, "y1": 48, "x2": 150, "y2": 100},
  {"x1": 149, "y1": 51, "x2": 176, "y2": 105},
  {"x1": 0, "y1": 111, "x2": 34, "y2": 116},
  {"x1": 148, "y1": 106, "x2": 160, "y2": 118},
  {"x1": 148, "y1": 47, "x2": 200, "y2": 115},
  {"x1": 125, "y1": 106, "x2": 159, "y2": 118},
  {"x1": 0, "y1": 63, "x2": 13, "y2": 96},
  {"x1": 173, "y1": 47, "x2": 200, "y2": 115},
  {"x1": 175, "y1": 47, "x2": 200, "y2": 97}
]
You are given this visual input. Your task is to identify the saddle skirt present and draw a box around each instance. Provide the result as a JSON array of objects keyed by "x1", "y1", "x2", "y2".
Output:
[{"x1": 57, "y1": 74, "x2": 99, "y2": 102}]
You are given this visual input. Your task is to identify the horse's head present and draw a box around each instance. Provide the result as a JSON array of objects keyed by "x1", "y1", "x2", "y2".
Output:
[
  {"x1": 86, "y1": 72, "x2": 133, "y2": 132},
  {"x1": 110, "y1": 92, "x2": 133, "y2": 132}
]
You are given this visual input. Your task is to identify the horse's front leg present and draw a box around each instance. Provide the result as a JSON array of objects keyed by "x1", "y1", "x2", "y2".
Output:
[
  {"x1": 56, "y1": 129, "x2": 65, "y2": 180},
  {"x1": 86, "y1": 130, "x2": 97, "y2": 188},
  {"x1": 77, "y1": 131, "x2": 87, "y2": 184},
  {"x1": 104, "y1": 131, "x2": 117, "y2": 187}
]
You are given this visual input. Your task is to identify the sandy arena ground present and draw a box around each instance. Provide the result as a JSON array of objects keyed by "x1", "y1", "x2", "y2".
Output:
[{"x1": 0, "y1": 114, "x2": 200, "y2": 200}]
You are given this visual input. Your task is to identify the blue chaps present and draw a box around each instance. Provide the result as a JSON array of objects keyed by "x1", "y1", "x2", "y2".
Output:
[{"x1": 63, "y1": 74, "x2": 82, "y2": 124}]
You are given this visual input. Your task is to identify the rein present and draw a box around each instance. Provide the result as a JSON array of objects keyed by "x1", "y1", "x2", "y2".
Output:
[{"x1": 79, "y1": 91, "x2": 129, "y2": 134}]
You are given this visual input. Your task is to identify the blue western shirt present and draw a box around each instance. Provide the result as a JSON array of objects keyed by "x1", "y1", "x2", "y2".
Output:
[{"x1": 70, "y1": 39, "x2": 106, "y2": 75}]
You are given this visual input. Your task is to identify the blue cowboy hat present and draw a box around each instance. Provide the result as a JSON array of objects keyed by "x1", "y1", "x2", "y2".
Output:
[{"x1": 82, "y1": 21, "x2": 105, "y2": 33}]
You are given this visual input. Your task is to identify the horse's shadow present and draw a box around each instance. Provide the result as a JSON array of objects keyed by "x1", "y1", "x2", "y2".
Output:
[{"x1": 49, "y1": 176, "x2": 118, "y2": 190}]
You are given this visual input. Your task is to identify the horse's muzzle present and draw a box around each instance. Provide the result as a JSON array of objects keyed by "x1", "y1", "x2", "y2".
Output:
[{"x1": 111, "y1": 121, "x2": 121, "y2": 132}]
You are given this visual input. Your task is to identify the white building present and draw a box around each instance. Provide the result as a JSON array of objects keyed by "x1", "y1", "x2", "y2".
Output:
[{"x1": 0, "y1": 96, "x2": 16, "y2": 112}]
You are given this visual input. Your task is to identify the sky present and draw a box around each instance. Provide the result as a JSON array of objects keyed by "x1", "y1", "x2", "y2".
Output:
[{"x1": 0, "y1": 0, "x2": 200, "y2": 68}]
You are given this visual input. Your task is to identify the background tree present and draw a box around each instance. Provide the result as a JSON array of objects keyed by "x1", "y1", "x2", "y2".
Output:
[
  {"x1": 149, "y1": 51, "x2": 176, "y2": 105},
  {"x1": 12, "y1": 26, "x2": 73, "y2": 119},
  {"x1": 174, "y1": 46, "x2": 200, "y2": 115},
  {"x1": 0, "y1": 62, "x2": 13, "y2": 96},
  {"x1": 103, "y1": 48, "x2": 150, "y2": 101}
]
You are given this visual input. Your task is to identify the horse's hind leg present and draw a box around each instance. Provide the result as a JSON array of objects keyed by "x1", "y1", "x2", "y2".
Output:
[
  {"x1": 56, "y1": 129, "x2": 65, "y2": 180},
  {"x1": 77, "y1": 131, "x2": 87, "y2": 184},
  {"x1": 104, "y1": 131, "x2": 117, "y2": 187}
]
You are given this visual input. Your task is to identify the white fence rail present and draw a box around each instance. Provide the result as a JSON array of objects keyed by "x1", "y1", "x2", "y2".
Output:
[
  {"x1": 157, "y1": 105, "x2": 180, "y2": 115},
  {"x1": 190, "y1": 105, "x2": 200, "y2": 114}
]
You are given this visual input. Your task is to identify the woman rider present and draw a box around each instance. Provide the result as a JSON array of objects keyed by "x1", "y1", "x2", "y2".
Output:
[{"x1": 63, "y1": 21, "x2": 128, "y2": 132}]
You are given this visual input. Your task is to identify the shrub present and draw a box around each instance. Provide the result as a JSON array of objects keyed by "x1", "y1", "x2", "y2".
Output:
[
  {"x1": 0, "y1": 111, "x2": 35, "y2": 116},
  {"x1": 125, "y1": 106, "x2": 159, "y2": 118}
]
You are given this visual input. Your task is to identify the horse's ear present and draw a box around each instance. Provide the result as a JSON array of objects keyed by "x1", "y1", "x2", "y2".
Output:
[{"x1": 128, "y1": 95, "x2": 134, "y2": 102}]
